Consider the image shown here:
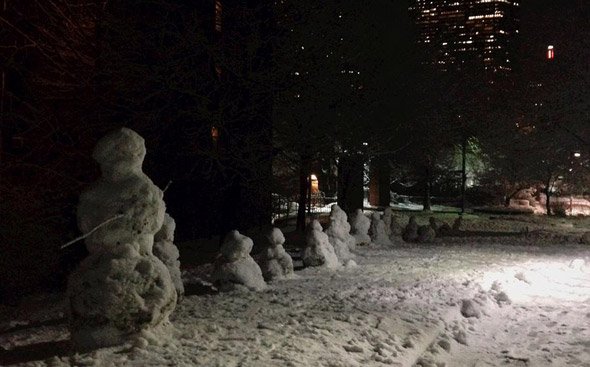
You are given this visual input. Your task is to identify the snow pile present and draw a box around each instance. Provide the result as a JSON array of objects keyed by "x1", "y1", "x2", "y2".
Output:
[
  {"x1": 382, "y1": 207, "x2": 404, "y2": 238},
  {"x1": 153, "y1": 213, "x2": 184, "y2": 301},
  {"x1": 382, "y1": 208, "x2": 394, "y2": 237},
  {"x1": 452, "y1": 216, "x2": 463, "y2": 232},
  {"x1": 259, "y1": 228, "x2": 294, "y2": 281},
  {"x1": 350, "y1": 209, "x2": 371, "y2": 246},
  {"x1": 428, "y1": 217, "x2": 451, "y2": 237},
  {"x1": 390, "y1": 214, "x2": 404, "y2": 237},
  {"x1": 402, "y1": 216, "x2": 419, "y2": 243},
  {"x1": 324, "y1": 205, "x2": 356, "y2": 262},
  {"x1": 68, "y1": 128, "x2": 177, "y2": 350},
  {"x1": 428, "y1": 217, "x2": 438, "y2": 234},
  {"x1": 369, "y1": 212, "x2": 393, "y2": 247},
  {"x1": 212, "y1": 230, "x2": 266, "y2": 291},
  {"x1": 460, "y1": 299, "x2": 482, "y2": 318},
  {"x1": 302, "y1": 220, "x2": 340, "y2": 269},
  {"x1": 417, "y1": 224, "x2": 436, "y2": 243},
  {"x1": 68, "y1": 244, "x2": 177, "y2": 349}
]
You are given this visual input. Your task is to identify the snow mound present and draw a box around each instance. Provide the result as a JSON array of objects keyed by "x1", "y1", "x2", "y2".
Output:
[
  {"x1": 390, "y1": 215, "x2": 404, "y2": 237},
  {"x1": 259, "y1": 228, "x2": 295, "y2": 281},
  {"x1": 402, "y1": 216, "x2": 419, "y2": 243},
  {"x1": 417, "y1": 225, "x2": 436, "y2": 243},
  {"x1": 213, "y1": 230, "x2": 266, "y2": 291},
  {"x1": 154, "y1": 213, "x2": 184, "y2": 300},
  {"x1": 350, "y1": 209, "x2": 371, "y2": 246},
  {"x1": 68, "y1": 243, "x2": 177, "y2": 350},
  {"x1": 324, "y1": 205, "x2": 356, "y2": 262},
  {"x1": 369, "y1": 212, "x2": 393, "y2": 247},
  {"x1": 382, "y1": 207, "x2": 394, "y2": 237},
  {"x1": 569, "y1": 258, "x2": 585, "y2": 271},
  {"x1": 460, "y1": 299, "x2": 481, "y2": 318},
  {"x1": 452, "y1": 217, "x2": 463, "y2": 232},
  {"x1": 302, "y1": 220, "x2": 340, "y2": 269}
]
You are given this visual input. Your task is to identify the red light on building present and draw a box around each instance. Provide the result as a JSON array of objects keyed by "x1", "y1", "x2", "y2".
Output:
[{"x1": 547, "y1": 45, "x2": 554, "y2": 60}]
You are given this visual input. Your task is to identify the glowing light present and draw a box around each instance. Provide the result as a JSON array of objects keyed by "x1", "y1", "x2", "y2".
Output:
[
  {"x1": 310, "y1": 174, "x2": 319, "y2": 194},
  {"x1": 479, "y1": 260, "x2": 589, "y2": 304},
  {"x1": 573, "y1": 152, "x2": 581, "y2": 158},
  {"x1": 547, "y1": 45, "x2": 554, "y2": 60}
]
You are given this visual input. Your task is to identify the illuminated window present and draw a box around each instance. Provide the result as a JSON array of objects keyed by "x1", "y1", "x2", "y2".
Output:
[
  {"x1": 215, "y1": 1, "x2": 222, "y2": 33},
  {"x1": 547, "y1": 45, "x2": 554, "y2": 60}
]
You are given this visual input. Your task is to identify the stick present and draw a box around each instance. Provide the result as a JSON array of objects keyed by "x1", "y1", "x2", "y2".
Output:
[
  {"x1": 60, "y1": 214, "x2": 125, "y2": 249},
  {"x1": 163, "y1": 180, "x2": 173, "y2": 193}
]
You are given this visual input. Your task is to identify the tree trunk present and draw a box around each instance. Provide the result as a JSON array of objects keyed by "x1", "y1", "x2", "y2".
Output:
[
  {"x1": 369, "y1": 157, "x2": 391, "y2": 207},
  {"x1": 423, "y1": 167, "x2": 432, "y2": 211},
  {"x1": 460, "y1": 135, "x2": 467, "y2": 214},
  {"x1": 297, "y1": 156, "x2": 310, "y2": 232},
  {"x1": 545, "y1": 174, "x2": 552, "y2": 216},
  {"x1": 338, "y1": 153, "x2": 364, "y2": 213},
  {"x1": 307, "y1": 171, "x2": 312, "y2": 214}
]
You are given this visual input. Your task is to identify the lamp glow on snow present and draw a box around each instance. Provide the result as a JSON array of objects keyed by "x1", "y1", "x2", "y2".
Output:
[{"x1": 479, "y1": 259, "x2": 589, "y2": 304}]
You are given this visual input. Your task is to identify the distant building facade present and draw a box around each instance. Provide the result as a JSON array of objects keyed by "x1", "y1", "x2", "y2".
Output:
[{"x1": 410, "y1": 0, "x2": 520, "y2": 74}]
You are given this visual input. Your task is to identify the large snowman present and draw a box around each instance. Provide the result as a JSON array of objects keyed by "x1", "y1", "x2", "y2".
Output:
[{"x1": 68, "y1": 128, "x2": 177, "y2": 350}]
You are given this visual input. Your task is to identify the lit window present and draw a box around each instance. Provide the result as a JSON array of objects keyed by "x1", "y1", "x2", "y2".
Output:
[{"x1": 547, "y1": 45, "x2": 554, "y2": 60}]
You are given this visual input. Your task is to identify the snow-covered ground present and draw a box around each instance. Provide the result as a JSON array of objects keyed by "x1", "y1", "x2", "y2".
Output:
[{"x1": 1, "y1": 224, "x2": 589, "y2": 366}]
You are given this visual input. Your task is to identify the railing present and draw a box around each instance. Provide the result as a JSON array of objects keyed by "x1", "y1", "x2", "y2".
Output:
[{"x1": 272, "y1": 191, "x2": 336, "y2": 223}]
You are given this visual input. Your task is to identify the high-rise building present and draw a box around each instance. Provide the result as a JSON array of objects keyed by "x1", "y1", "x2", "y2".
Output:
[{"x1": 410, "y1": 0, "x2": 520, "y2": 74}]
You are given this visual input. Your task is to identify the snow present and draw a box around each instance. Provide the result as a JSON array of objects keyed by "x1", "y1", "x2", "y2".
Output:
[
  {"x1": 350, "y1": 209, "x2": 371, "y2": 246},
  {"x1": 382, "y1": 207, "x2": 395, "y2": 237},
  {"x1": 402, "y1": 216, "x2": 419, "y2": 243},
  {"x1": 417, "y1": 225, "x2": 436, "y2": 243},
  {"x1": 67, "y1": 244, "x2": 177, "y2": 350},
  {"x1": 369, "y1": 212, "x2": 393, "y2": 247},
  {"x1": 259, "y1": 228, "x2": 295, "y2": 281},
  {"x1": 324, "y1": 205, "x2": 356, "y2": 262},
  {"x1": 77, "y1": 128, "x2": 165, "y2": 255},
  {"x1": 212, "y1": 230, "x2": 266, "y2": 291},
  {"x1": 67, "y1": 128, "x2": 176, "y2": 350},
  {"x1": 302, "y1": 220, "x2": 340, "y2": 269},
  {"x1": 153, "y1": 214, "x2": 184, "y2": 300},
  {"x1": 2, "y1": 216, "x2": 590, "y2": 366}
]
